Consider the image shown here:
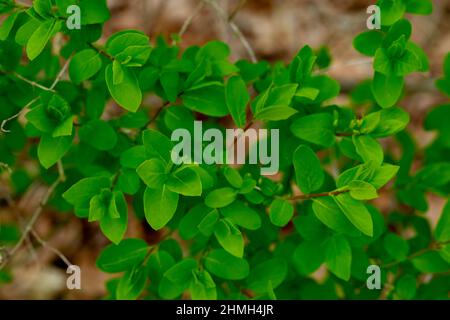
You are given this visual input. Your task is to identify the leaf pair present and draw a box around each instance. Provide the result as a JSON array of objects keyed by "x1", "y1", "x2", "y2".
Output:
[
  {"x1": 137, "y1": 130, "x2": 203, "y2": 230},
  {"x1": 105, "y1": 31, "x2": 151, "y2": 112},
  {"x1": 63, "y1": 176, "x2": 128, "y2": 244}
]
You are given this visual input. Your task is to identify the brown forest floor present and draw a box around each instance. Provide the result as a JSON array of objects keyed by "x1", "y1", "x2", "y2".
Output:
[{"x1": 0, "y1": 0, "x2": 450, "y2": 299}]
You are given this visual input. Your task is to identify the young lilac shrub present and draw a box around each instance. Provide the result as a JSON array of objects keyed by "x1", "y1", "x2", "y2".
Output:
[{"x1": 0, "y1": 0, "x2": 449, "y2": 300}]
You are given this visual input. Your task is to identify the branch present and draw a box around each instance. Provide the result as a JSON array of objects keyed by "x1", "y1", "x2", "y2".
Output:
[
  {"x1": 1, "y1": 54, "x2": 73, "y2": 133},
  {"x1": 0, "y1": 161, "x2": 66, "y2": 270},
  {"x1": 228, "y1": 0, "x2": 247, "y2": 22},
  {"x1": 31, "y1": 229, "x2": 73, "y2": 268},
  {"x1": 382, "y1": 240, "x2": 450, "y2": 269},
  {"x1": 1, "y1": 97, "x2": 40, "y2": 133},
  {"x1": 288, "y1": 189, "x2": 349, "y2": 201},
  {"x1": 13, "y1": 72, "x2": 56, "y2": 92},
  {"x1": 50, "y1": 53, "x2": 74, "y2": 90},
  {"x1": 174, "y1": 1, "x2": 206, "y2": 45},
  {"x1": 205, "y1": 0, "x2": 257, "y2": 63},
  {"x1": 89, "y1": 43, "x2": 114, "y2": 61}
]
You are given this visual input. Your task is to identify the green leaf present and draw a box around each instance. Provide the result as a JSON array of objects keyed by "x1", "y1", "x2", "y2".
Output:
[
  {"x1": 348, "y1": 180, "x2": 378, "y2": 200},
  {"x1": 384, "y1": 233, "x2": 409, "y2": 261},
  {"x1": 414, "y1": 163, "x2": 450, "y2": 188},
  {"x1": 435, "y1": 201, "x2": 450, "y2": 242},
  {"x1": 220, "y1": 201, "x2": 261, "y2": 230},
  {"x1": 179, "y1": 204, "x2": 214, "y2": 239},
  {"x1": 374, "y1": 46, "x2": 421, "y2": 76},
  {"x1": 405, "y1": 0, "x2": 433, "y2": 15},
  {"x1": 105, "y1": 63, "x2": 142, "y2": 112},
  {"x1": 325, "y1": 235, "x2": 352, "y2": 281},
  {"x1": 33, "y1": 0, "x2": 52, "y2": 18},
  {"x1": 379, "y1": 0, "x2": 406, "y2": 26},
  {"x1": 148, "y1": 251, "x2": 175, "y2": 286},
  {"x1": 37, "y1": 134, "x2": 72, "y2": 169},
  {"x1": 353, "y1": 31, "x2": 383, "y2": 56},
  {"x1": 425, "y1": 104, "x2": 450, "y2": 132},
  {"x1": 0, "y1": 11, "x2": 19, "y2": 41},
  {"x1": 204, "y1": 249, "x2": 249, "y2": 280},
  {"x1": 159, "y1": 259, "x2": 196, "y2": 299},
  {"x1": 225, "y1": 76, "x2": 249, "y2": 128},
  {"x1": 198, "y1": 209, "x2": 220, "y2": 237},
  {"x1": 142, "y1": 129, "x2": 173, "y2": 165},
  {"x1": 26, "y1": 104, "x2": 57, "y2": 134},
  {"x1": 121, "y1": 146, "x2": 147, "y2": 169},
  {"x1": 312, "y1": 197, "x2": 361, "y2": 236},
  {"x1": 265, "y1": 84, "x2": 298, "y2": 106},
  {"x1": 52, "y1": 116, "x2": 73, "y2": 138},
  {"x1": 79, "y1": 120, "x2": 118, "y2": 151},
  {"x1": 252, "y1": 84, "x2": 273, "y2": 113},
  {"x1": 247, "y1": 259, "x2": 287, "y2": 294},
  {"x1": 254, "y1": 105, "x2": 298, "y2": 121},
  {"x1": 353, "y1": 135, "x2": 384, "y2": 166},
  {"x1": 136, "y1": 159, "x2": 168, "y2": 189},
  {"x1": 372, "y1": 72, "x2": 404, "y2": 108},
  {"x1": 100, "y1": 191, "x2": 128, "y2": 245},
  {"x1": 293, "y1": 145, "x2": 324, "y2": 194},
  {"x1": 269, "y1": 199, "x2": 294, "y2": 227},
  {"x1": 117, "y1": 169, "x2": 140, "y2": 195},
  {"x1": 223, "y1": 167, "x2": 243, "y2": 189},
  {"x1": 79, "y1": 0, "x2": 111, "y2": 25},
  {"x1": 143, "y1": 186, "x2": 179, "y2": 230},
  {"x1": 290, "y1": 113, "x2": 335, "y2": 147},
  {"x1": 88, "y1": 191, "x2": 109, "y2": 222},
  {"x1": 197, "y1": 40, "x2": 230, "y2": 60},
  {"x1": 190, "y1": 270, "x2": 216, "y2": 300},
  {"x1": 116, "y1": 265, "x2": 147, "y2": 300},
  {"x1": 290, "y1": 46, "x2": 316, "y2": 84},
  {"x1": 160, "y1": 71, "x2": 179, "y2": 103},
  {"x1": 407, "y1": 42, "x2": 429, "y2": 72},
  {"x1": 166, "y1": 167, "x2": 202, "y2": 197},
  {"x1": 294, "y1": 87, "x2": 319, "y2": 101},
  {"x1": 69, "y1": 49, "x2": 102, "y2": 84},
  {"x1": 182, "y1": 83, "x2": 229, "y2": 117},
  {"x1": 367, "y1": 107, "x2": 410, "y2": 137},
  {"x1": 205, "y1": 187, "x2": 237, "y2": 208},
  {"x1": 293, "y1": 240, "x2": 326, "y2": 275},
  {"x1": 63, "y1": 176, "x2": 111, "y2": 208},
  {"x1": 370, "y1": 164, "x2": 400, "y2": 189},
  {"x1": 395, "y1": 275, "x2": 417, "y2": 300},
  {"x1": 307, "y1": 75, "x2": 340, "y2": 103},
  {"x1": 412, "y1": 251, "x2": 449, "y2": 273},
  {"x1": 214, "y1": 219, "x2": 244, "y2": 257},
  {"x1": 112, "y1": 60, "x2": 125, "y2": 85},
  {"x1": 334, "y1": 193, "x2": 374, "y2": 237},
  {"x1": 26, "y1": 19, "x2": 60, "y2": 61},
  {"x1": 96, "y1": 238, "x2": 149, "y2": 273}
]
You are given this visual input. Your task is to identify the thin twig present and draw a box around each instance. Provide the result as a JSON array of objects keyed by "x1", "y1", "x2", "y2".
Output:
[
  {"x1": 50, "y1": 54, "x2": 74, "y2": 90},
  {"x1": 289, "y1": 189, "x2": 349, "y2": 201},
  {"x1": 174, "y1": 1, "x2": 205, "y2": 45},
  {"x1": 205, "y1": 0, "x2": 257, "y2": 63},
  {"x1": 1, "y1": 55, "x2": 73, "y2": 133},
  {"x1": 0, "y1": 160, "x2": 66, "y2": 270},
  {"x1": 89, "y1": 43, "x2": 114, "y2": 61},
  {"x1": 31, "y1": 229, "x2": 73, "y2": 268},
  {"x1": 228, "y1": 0, "x2": 247, "y2": 21},
  {"x1": 0, "y1": 97, "x2": 40, "y2": 133},
  {"x1": 382, "y1": 240, "x2": 450, "y2": 269},
  {"x1": 13, "y1": 72, "x2": 56, "y2": 92}
]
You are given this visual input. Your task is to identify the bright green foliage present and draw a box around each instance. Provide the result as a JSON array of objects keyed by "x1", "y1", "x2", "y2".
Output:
[{"x1": 0, "y1": 0, "x2": 449, "y2": 301}]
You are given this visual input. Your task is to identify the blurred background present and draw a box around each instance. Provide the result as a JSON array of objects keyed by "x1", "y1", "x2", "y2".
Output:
[{"x1": 1, "y1": 0, "x2": 450, "y2": 299}]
